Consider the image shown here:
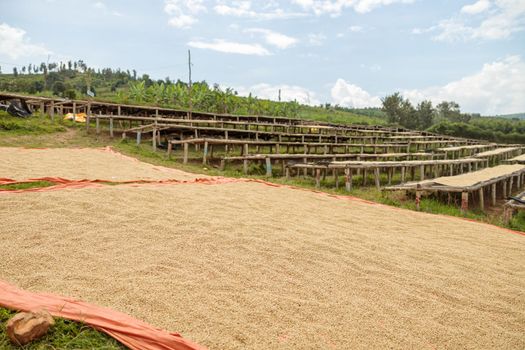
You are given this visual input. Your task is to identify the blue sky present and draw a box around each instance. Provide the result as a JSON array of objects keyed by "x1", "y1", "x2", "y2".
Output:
[{"x1": 1, "y1": 0, "x2": 524, "y2": 114}]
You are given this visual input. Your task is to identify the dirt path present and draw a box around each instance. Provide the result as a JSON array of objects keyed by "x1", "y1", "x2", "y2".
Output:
[{"x1": 1, "y1": 182, "x2": 523, "y2": 349}]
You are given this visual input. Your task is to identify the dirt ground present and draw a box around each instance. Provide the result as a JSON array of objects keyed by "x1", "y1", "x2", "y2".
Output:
[
  {"x1": 0, "y1": 181, "x2": 523, "y2": 349},
  {"x1": 0, "y1": 147, "x2": 204, "y2": 182}
]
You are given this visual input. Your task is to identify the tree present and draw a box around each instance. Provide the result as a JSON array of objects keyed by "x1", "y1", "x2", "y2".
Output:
[
  {"x1": 416, "y1": 100, "x2": 434, "y2": 129},
  {"x1": 21, "y1": 66, "x2": 26, "y2": 74},
  {"x1": 13, "y1": 67, "x2": 18, "y2": 77},
  {"x1": 436, "y1": 101, "x2": 460, "y2": 121},
  {"x1": 399, "y1": 99, "x2": 417, "y2": 129},
  {"x1": 52, "y1": 81, "x2": 66, "y2": 95},
  {"x1": 436, "y1": 101, "x2": 471, "y2": 123},
  {"x1": 381, "y1": 92, "x2": 404, "y2": 124}
]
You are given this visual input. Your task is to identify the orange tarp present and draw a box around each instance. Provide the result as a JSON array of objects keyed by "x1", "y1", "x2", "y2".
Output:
[{"x1": 0, "y1": 280, "x2": 205, "y2": 350}]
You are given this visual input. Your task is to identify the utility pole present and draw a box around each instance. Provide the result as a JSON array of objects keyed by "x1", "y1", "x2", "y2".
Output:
[{"x1": 188, "y1": 49, "x2": 192, "y2": 119}]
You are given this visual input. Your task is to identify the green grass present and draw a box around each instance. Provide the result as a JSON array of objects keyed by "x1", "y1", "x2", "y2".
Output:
[
  {"x1": 297, "y1": 106, "x2": 387, "y2": 126},
  {"x1": 0, "y1": 111, "x2": 72, "y2": 135},
  {"x1": 0, "y1": 181, "x2": 55, "y2": 191},
  {"x1": 0, "y1": 308, "x2": 126, "y2": 350}
]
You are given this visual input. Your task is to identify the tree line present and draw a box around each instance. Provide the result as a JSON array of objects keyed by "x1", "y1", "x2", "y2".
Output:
[{"x1": 381, "y1": 92, "x2": 524, "y2": 143}]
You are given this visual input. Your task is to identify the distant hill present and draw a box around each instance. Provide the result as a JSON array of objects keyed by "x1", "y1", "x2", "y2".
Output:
[{"x1": 492, "y1": 113, "x2": 525, "y2": 120}]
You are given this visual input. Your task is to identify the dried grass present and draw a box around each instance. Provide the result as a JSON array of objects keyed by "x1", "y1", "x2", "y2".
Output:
[{"x1": 0, "y1": 182, "x2": 524, "y2": 349}]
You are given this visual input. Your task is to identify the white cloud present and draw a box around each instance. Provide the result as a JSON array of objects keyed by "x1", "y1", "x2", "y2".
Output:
[
  {"x1": 214, "y1": 1, "x2": 306, "y2": 19},
  {"x1": 308, "y1": 33, "x2": 326, "y2": 45},
  {"x1": 349, "y1": 25, "x2": 363, "y2": 32},
  {"x1": 245, "y1": 28, "x2": 298, "y2": 49},
  {"x1": 235, "y1": 83, "x2": 320, "y2": 105},
  {"x1": 330, "y1": 56, "x2": 525, "y2": 114},
  {"x1": 93, "y1": 1, "x2": 106, "y2": 10},
  {"x1": 292, "y1": 0, "x2": 415, "y2": 15},
  {"x1": 360, "y1": 63, "x2": 381, "y2": 72},
  {"x1": 93, "y1": 0, "x2": 124, "y2": 16},
  {"x1": 403, "y1": 55, "x2": 525, "y2": 115},
  {"x1": 187, "y1": 39, "x2": 270, "y2": 55},
  {"x1": 0, "y1": 23, "x2": 52, "y2": 60},
  {"x1": 164, "y1": 0, "x2": 206, "y2": 28},
  {"x1": 430, "y1": 0, "x2": 525, "y2": 41},
  {"x1": 461, "y1": 0, "x2": 491, "y2": 14},
  {"x1": 331, "y1": 79, "x2": 382, "y2": 108}
]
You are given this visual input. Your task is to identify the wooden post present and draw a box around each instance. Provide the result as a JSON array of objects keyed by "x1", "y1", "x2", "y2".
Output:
[
  {"x1": 374, "y1": 168, "x2": 380, "y2": 190},
  {"x1": 461, "y1": 191, "x2": 469, "y2": 214},
  {"x1": 345, "y1": 168, "x2": 352, "y2": 191},
  {"x1": 49, "y1": 101, "x2": 55, "y2": 120},
  {"x1": 183, "y1": 143, "x2": 189, "y2": 164},
  {"x1": 491, "y1": 183, "x2": 497, "y2": 206},
  {"x1": 420, "y1": 165, "x2": 425, "y2": 181},
  {"x1": 265, "y1": 157, "x2": 272, "y2": 177},
  {"x1": 285, "y1": 167, "x2": 290, "y2": 180},
  {"x1": 479, "y1": 187, "x2": 484, "y2": 211},
  {"x1": 85, "y1": 113, "x2": 90, "y2": 132},
  {"x1": 415, "y1": 184, "x2": 422, "y2": 211},
  {"x1": 401, "y1": 167, "x2": 406, "y2": 183},
  {"x1": 136, "y1": 131, "x2": 141, "y2": 145},
  {"x1": 503, "y1": 181, "x2": 507, "y2": 199},
  {"x1": 96, "y1": 116, "x2": 100, "y2": 134},
  {"x1": 152, "y1": 129, "x2": 157, "y2": 151},
  {"x1": 109, "y1": 117, "x2": 114, "y2": 138},
  {"x1": 243, "y1": 159, "x2": 248, "y2": 174},
  {"x1": 202, "y1": 141, "x2": 208, "y2": 164},
  {"x1": 315, "y1": 168, "x2": 321, "y2": 188},
  {"x1": 167, "y1": 142, "x2": 172, "y2": 159},
  {"x1": 503, "y1": 207, "x2": 513, "y2": 224}
]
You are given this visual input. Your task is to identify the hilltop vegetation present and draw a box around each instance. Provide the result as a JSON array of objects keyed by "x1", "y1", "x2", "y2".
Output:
[{"x1": 1, "y1": 60, "x2": 523, "y2": 143}]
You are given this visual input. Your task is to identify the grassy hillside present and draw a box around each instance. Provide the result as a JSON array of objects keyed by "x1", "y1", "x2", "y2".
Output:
[{"x1": 0, "y1": 66, "x2": 375, "y2": 126}]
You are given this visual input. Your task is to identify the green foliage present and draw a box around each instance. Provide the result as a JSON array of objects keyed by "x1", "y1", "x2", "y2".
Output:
[
  {"x1": 428, "y1": 118, "x2": 525, "y2": 143},
  {"x1": 381, "y1": 93, "x2": 435, "y2": 129},
  {"x1": 436, "y1": 101, "x2": 471, "y2": 123},
  {"x1": 0, "y1": 307, "x2": 125, "y2": 349}
]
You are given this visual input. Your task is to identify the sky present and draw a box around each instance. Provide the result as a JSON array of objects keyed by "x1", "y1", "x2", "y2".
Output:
[{"x1": 0, "y1": 0, "x2": 524, "y2": 115}]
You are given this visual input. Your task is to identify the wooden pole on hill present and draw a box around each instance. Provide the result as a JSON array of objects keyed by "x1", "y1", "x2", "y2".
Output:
[{"x1": 188, "y1": 49, "x2": 192, "y2": 120}]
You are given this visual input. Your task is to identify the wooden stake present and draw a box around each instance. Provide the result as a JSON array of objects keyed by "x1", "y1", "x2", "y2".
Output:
[
  {"x1": 202, "y1": 141, "x2": 208, "y2": 164},
  {"x1": 183, "y1": 143, "x2": 189, "y2": 164},
  {"x1": 374, "y1": 168, "x2": 380, "y2": 190},
  {"x1": 479, "y1": 187, "x2": 484, "y2": 211},
  {"x1": 315, "y1": 168, "x2": 321, "y2": 188},
  {"x1": 265, "y1": 157, "x2": 272, "y2": 177},
  {"x1": 461, "y1": 191, "x2": 469, "y2": 214}
]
